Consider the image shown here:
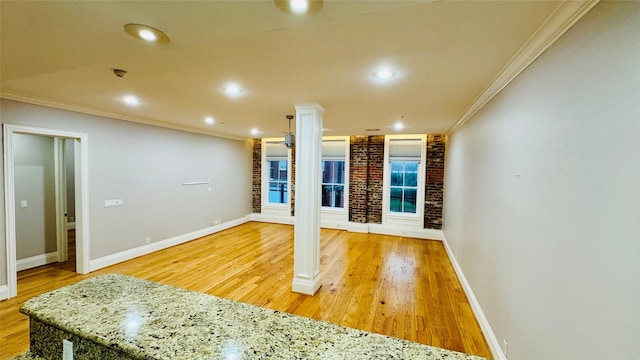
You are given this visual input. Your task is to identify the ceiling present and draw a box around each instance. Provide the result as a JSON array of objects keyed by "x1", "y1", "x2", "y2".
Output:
[{"x1": 0, "y1": 0, "x2": 562, "y2": 140}]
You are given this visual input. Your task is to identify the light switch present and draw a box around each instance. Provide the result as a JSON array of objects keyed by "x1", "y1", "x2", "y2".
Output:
[
  {"x1": 20, "y1": 200, "x2": 28, "y2": 208},
  {"x1": 104, "y1": 199, "x2": 123, "y2": 207}
]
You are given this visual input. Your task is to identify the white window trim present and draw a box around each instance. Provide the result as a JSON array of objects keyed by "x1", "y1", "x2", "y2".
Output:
[
  {"x1": 261, "y1": 137, "x2": 292, "y2": 217},
  {"x1": 321, "y1": 136, "x2": 350, "y2": 223},
  {"x1": 382, "y1": 134, "x2": 426, "y2": 228}
]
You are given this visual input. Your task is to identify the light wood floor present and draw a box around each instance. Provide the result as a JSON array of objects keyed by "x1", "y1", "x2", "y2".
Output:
[{"x1": 0, "y1": 222, "x2": 491, "y2": 359}]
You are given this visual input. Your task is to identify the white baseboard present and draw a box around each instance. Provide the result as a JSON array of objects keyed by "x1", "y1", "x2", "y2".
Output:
[
  {"x1": 249, "y1": 213, "x2": 295, "y2": 225},
  {"x1": 67, "y1": 221, "x2": 76, "y2": 230},
  {"x1": 0, "y1": 284, "x2": 8, "y2": 301},
  {"x1": 89, "y1": 216, "x2": 250, "y2": 272},
  {"x1": 320, "y1": 219, "x2": 349, "y2": 230},
  {"x1": 16, "y1": 251, "x2": 59, "y2": 271},
  {"x1": 249, "y1": 213, "x2": 445, "y2": 240},
  {"x1": 367, "y1": 224, "x2": 444, "y2": 240},
  {"x1": 442, "y1": 234, "x2": 504, "y2": 360},
  {"x1": 346, "y1": 222, "x2": 369, "y2": 233}
]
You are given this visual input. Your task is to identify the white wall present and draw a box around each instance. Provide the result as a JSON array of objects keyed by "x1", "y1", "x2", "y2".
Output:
[
  {"x1": 14, "y1": 134, "x2": 57, "y2": 259},
  {"x1": 443, "y1": 2, "x2": 640, "y2": 359},
  {"x1": 0, "y1": 99, "x2": 253, "y2": 286}
]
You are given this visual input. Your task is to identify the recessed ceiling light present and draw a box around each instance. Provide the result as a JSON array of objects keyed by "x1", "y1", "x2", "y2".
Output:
[
  {"x1": 124, "y1": 23, "x2": 170, "y2": 43},
  {"x1": 224, "y1": 84, "x2": 243, "y2": 96},
  {"x1": 274, "y1": 0, "x2": 323, "y2": 15},
  {"x1": 290, "y1": 0, "x2": 309, "y2": 13},
  {"x1": 373, "y1": 70, "x2": 396, "y2": 80},
  {"x1": 122, "y1": 95, "x2": 141, "y2": 106},
  {"x1": 138, "y1": 29, "x2": 156, "y2": 42},
  {"x1": 251, "y1": 128, "x2": 259, "y2": 135},
  {"x1": 394, "y1": 122, "x2": 404, "y2": 131},
  {"x1": 205, "y1": 117, "x2": 215, "y2": 125}
]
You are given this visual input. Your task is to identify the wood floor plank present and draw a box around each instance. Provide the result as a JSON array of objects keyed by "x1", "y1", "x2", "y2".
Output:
[{"x1": 0, "y1": 222, "x2": 492, "y2": 359}]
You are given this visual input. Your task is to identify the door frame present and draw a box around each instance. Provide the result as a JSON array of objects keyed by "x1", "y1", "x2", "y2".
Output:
[
  {"x1": 3, "y1": 124, "x2": 90, "y2": 299},
  {"x1": 54, "y1": 138, "x2": 68, "y2": 262}
]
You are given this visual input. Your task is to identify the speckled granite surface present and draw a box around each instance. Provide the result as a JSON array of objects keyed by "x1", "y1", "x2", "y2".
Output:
[
  {"x1": 20, "y1": 274, "x2": 486, "y2": 360},
  {"x1": 10, "y1": 353, "x2": 46, "y2": 360}
]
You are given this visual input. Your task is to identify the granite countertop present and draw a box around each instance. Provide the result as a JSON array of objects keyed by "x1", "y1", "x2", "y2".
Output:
[
  {"x1": 21, "y1": 274, "x2": 486, "y2": 360},
  {"x1": 11, "y1": 353, "x2": 45, "y2": 360}
]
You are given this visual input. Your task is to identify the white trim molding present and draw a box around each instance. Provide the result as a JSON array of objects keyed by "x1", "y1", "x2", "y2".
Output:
[
  {"x1": 346, "y1": 222, "x2": 369, "y2": 233},
  {"x1": 89, "y1": 216, "x2": 250, "y2": 272},
  {"x1": 0, "y1": 285, "x2": 8, "y2": 301},
  {"x1": 442, "y1": 235, "x2": 505, "y2": 360},
  {"x1": 54, "y1": 138, "x2": 69, "y2": 263},
  {"x1": 249, "y1": 213, "x2": 295, "y2": 225},
  {"x1": 368, "y1": 224, "x2": 444, "y2": 241},
  {"x1": 0, "y1": 92, "x2": 244, "y2": 141},
  {"x1": 446, "y1": 0, "x2": 600, "y2": 136},
  {"x1": 261, "y1": 137, "x2": 293, "y2": 218},
  {"x1": 320, "y1": 136, "x2": 350, "y2": 221},
  {"x1": 249, "y1": 214, "x2": 445, "y2": 241},
  {"x1": 17, "y1": 252, "x2": 59, "y2": 272},
  {"x1": 382, "y1": 134, "x2": 427, "y2": 229},
  {"x1": 320, "y1": 219, "x2": 349, "y2": 231},
  {"x1": 3, "y1": 124, "x2": 90, "y2": 299}
]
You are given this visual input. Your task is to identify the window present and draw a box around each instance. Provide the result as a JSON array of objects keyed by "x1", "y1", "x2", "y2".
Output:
[
  {"x1": 321, "y1": 137, "x2": 349, "y2": 224},
  {"x1": 382, "y1": 135, "x2": 426, "y2": 228},
  {"x1": 322, "y1": 160, "x2": 345, "y2": 208},
  {"x1": 261, "y1": 139, "x2": 291, "y2": 216},
  {"x1": 268, "y1": 160, "x2": 288, "y2": 204},
  {"x1": 389, "y1": 160, "x2": 418, "y2": 213}
]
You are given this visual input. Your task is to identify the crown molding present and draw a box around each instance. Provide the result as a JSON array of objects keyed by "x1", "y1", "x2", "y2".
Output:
[
  {"x1": 446, "y1": 0, "x2": 600, "y2": 136},
  {"x1": 0, "y1": 91, "x2": 245, "y2": 141}
]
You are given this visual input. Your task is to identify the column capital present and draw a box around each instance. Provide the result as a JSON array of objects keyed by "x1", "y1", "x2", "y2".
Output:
[{"x1": 294, "y1": 103, "x2": 325, "y2": 113}]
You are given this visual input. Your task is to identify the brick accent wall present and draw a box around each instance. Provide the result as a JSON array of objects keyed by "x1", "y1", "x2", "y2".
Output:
[
  {"x1": 366, "y1": 136, "x2": 384, "y2": 224},
  {"x1": 349, "y1": 136, "x2": 369, "y2": 223},
  {"x1": 251, "y1": 134, "x2": 446, "y2": 228},
  {"x1": 252, "y1": 138, "x2": 261, "y2": 213},
  {"x1": 424, "y1": 134, "x2": 446, "y2": 229},
  {"x1": 348, "y1": 136, "x2": 384, "y2": 224}
]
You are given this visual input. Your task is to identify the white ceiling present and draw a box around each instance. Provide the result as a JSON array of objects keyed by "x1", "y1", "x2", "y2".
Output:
[{"x1": 0, "y1": 0, "x2": 562, "y2": 140}]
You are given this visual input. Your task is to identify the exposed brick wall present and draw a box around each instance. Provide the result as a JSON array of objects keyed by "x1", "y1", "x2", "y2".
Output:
[
  {"x1": 251, "y1": 134, "x2": 446, "y2": 228},
  {"x1": 424, "y1": 134, "x2": 446, "y2": 229},
  {"x1": 348, "y1": 136, "x2": 384, "y2": 224},
  {"x1": 366, "y1": 136, "x2": 384, "y2": 224},
  {"x1": 349, "y1": 136, "x2": 369, "y2": 223},
  {"x1": 252, "y1": 138, "x2": 261, "y2": 213}
]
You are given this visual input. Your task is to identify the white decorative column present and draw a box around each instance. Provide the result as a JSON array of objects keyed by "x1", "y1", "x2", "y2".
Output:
[{"x1": 292, "y1": 103, "x2": 324, "y2": 295}]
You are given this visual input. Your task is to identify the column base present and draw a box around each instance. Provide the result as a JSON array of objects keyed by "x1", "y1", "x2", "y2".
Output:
[{"x1": 292, "y1": 275, "x2": 322, "y2": 295}]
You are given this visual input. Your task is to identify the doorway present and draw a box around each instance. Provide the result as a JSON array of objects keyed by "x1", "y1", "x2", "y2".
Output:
[{"x1": 3, "y1": 124, "x2": 89, "y2": 299}]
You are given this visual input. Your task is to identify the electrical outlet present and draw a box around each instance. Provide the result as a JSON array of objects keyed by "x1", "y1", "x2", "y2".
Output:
[
  {"x1": 69, "y1": 216, "x2": 75, "y2": 222},
  {"x1": 145, "y1": 237, "x2": 151, "y2": 244},
  {"x1": 503, "y1": 339, "x2": 508, "y2": 357},
  {"x1": 20, "y1": 200, "x2": 28, "y2": 208},
  {"x1": 63, "y1": 339, "x2": 73, "y2": 360}
]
